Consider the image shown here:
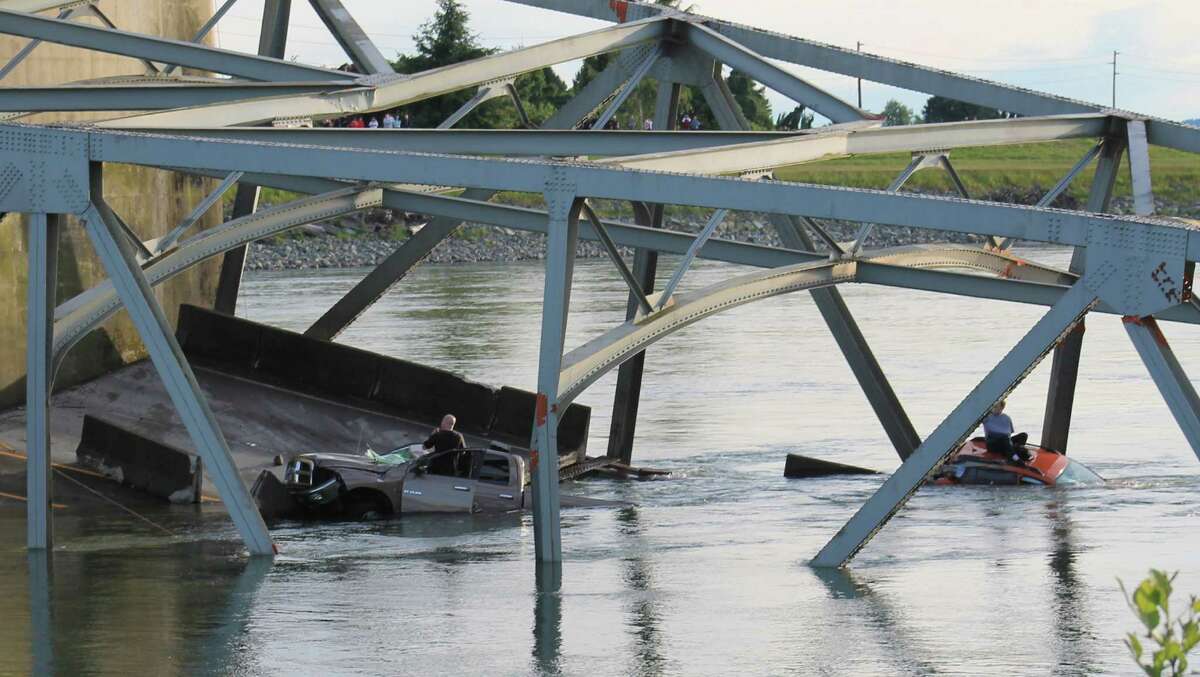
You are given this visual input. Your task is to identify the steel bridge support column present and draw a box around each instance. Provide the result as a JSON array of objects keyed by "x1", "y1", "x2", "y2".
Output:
[
  {"x1": 26, "y1": 212, "x2": 59, "y2": 551},
  {"x1": 698, "y1": 60, "x2": 920, "y2": 460},
  {"x1": 1040, "y1": 136, "x2": 1125, "y2": 453},
  {"x1": 214, "y1": 0, "x2": 291, "y2": 315},
  {"x1": 531, "y1": 187, "x2": 581, "y2": 566},
  {"x1": 1124, "y1": 317, "x2": 1200, "y2": 458},
  {"x1": 84, "y1": 165, "x2": 274, "y2": 556},
  {"x1": 813, "y1": 281, "x2": 1097, "y2": 568},
  {"x1": 606, "y1": 81, "x2": 679, "y2": 464}
]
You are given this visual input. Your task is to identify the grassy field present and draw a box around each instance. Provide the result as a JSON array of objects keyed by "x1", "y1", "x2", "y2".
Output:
[{"x1": 774, "y1": 139, "x2": 1200, "y2": 208}]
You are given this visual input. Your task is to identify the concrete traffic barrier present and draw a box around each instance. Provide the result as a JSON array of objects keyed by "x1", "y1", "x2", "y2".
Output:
[
  {"x1": 175, "y1": 304, "x2": 590, "y2": 455},
  {"x1": 75, "y1": 415, "x2": 203, "y2": 503}
]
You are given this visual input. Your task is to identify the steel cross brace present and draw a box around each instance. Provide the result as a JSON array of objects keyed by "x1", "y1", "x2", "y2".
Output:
[
  {"x1": 0, "y1": 6, "x2": 72, "y2": 81},
  {"x1": 155, "y1": 171, "x2": 243, "y2": 254},
  {"x1": 162, "y1": 0, "x2": 242, "y2": 75},
  {"x1": 581, "y1": 201, "x2": 653, "y2": 314},
  {"x1": 82, "y1": 189, "x2": 274, "y2": 556},
  {"x1": 996, "y1": 141, "x2": 1105, "y2": 251},
  {"x1": 847, "y1": 154, "x2": 932, "y2": 257},
  {"x1": 656, "y1": 207, "x2": 728, "y2": 309},
  {"x1": 439, "y1": 80, "x2": 518, "y2": 129},
  {"x1": 591, "y1": 44, "x2": 661, "y2": 130},
  {"x1": 812, "y1": 279, "x2": 1098, "y2": 568}
]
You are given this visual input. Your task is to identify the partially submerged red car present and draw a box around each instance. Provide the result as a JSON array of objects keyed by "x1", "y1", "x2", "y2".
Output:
[{"x1": 934, "y1": 437, "x2": 1104, "y2": 487}]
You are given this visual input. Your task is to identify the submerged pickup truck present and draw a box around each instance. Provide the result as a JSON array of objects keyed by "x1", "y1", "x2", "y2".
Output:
[{"x1": 253, "y1": 445, "x2": 531, "y2": 519}]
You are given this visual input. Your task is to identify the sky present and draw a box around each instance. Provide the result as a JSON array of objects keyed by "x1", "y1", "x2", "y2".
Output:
[{"x1": 214, "y1": 0, "x2": 1200, "y2": 124}]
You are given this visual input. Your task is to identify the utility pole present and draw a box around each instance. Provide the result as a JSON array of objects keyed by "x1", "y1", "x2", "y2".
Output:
[
  {"x1": 1111, "y1": 50, "x2": 1119, "y2": 109},
  {"x1": 857, "y1": 41, "x2": 863, "y2": 108}
]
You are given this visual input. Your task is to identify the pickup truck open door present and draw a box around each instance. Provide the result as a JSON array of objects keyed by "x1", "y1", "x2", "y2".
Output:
[{"x1": 401, "y1": 449, "x2": 476, "y2": 513}]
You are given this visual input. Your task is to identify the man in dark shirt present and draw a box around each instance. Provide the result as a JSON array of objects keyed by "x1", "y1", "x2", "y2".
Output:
[{"x1": 424, "y1": 414, "x2": 466, "y2": 453}]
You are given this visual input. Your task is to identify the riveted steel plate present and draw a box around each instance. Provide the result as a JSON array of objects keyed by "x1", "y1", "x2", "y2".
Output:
[{"x1": 0, "y1": 124, "x2": 89, "y2": 214}]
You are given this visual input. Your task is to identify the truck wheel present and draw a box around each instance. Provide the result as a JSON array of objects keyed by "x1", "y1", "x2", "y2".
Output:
[{"x1": 343, "y1": 490, "x2": 392, "y2": 520}]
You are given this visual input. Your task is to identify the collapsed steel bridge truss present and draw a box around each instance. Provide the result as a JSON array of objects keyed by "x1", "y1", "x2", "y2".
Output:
[{"x1": 3, "y1": 0, "x2": 1199, "y2": 572}]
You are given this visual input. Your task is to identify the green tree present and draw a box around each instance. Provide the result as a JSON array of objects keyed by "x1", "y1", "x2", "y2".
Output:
[
  {"x1": 724, "y1": 70, "x2": 774, "y2": 130},
  {"x1": 921, "y1": 95, "x2": 1008, "y2": 123},
  {"x1": 390, "y1": 0, "x2": 567, "y2": 128},
  {"x1": 880, "y1": 99, "x2": 914, "y2": 126},
  {"x1": 775, "y1": 105, "x2": 813, "y2": 130}
]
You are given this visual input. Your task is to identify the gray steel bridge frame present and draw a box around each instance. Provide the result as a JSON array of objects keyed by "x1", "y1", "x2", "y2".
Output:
[{"x1": 2, "y1": 0, "x2": 1198, "y2": 577}]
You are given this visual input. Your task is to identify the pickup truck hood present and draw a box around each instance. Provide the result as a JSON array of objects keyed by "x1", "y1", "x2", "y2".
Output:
[{"x1": 304, "y1": 453, "x2": 405, "y2": 475}]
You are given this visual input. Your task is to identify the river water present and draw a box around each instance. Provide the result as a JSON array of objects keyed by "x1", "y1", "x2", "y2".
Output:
[{"x1": 3, "y1": 247, "x2": 1199, "y2": 675}]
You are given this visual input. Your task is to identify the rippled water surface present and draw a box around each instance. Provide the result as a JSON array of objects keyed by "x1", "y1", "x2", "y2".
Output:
[{"x1": 3, "y1": 247, "x2": 1200, "y2": 675}]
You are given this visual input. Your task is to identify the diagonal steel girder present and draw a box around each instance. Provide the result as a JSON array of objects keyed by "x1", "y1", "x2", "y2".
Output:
[
  {"x1": 682, "y1": 22, "x2": 867, "y2": 124},
  {"x1": 812, "y1": 279, "x2": 1099, "y2": 568},
  {"x1": 0, "y1": 8, "x2": 355, "y2": 83},
  {"x1": 75, "y1": 125, "x2": 1200, "y2": 259},
  {"x1": 307, "y1": 0, "x2": 393, "y2": 75},
  {"x1": 500, "y1": 0, "x2": 1200, "y2": 155},
  {"x1": 97, "y1": 17, "x2": 670, "y2": 128}
]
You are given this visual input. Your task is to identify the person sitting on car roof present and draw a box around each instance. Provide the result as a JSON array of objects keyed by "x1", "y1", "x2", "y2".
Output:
[
  {"x1": 982, "y1": 400, "x2": 1031, "y2": 463},
  {"x1": 424, "y1": 414, "x2": 466, "y2": 453}
]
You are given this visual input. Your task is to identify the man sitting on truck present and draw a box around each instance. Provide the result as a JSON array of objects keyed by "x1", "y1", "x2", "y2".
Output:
[
  {"x1": 424, "y1": 414, "x2": 466, "y2": 453},
  {"x1": 982, "y1": 400, "x2": 1031, "y2": 463}
]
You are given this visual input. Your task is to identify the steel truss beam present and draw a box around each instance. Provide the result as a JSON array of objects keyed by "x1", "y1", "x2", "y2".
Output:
[
  {"x1": 77, "y1": 127, "x2": 1200, "y2": 256},
  {"x1": 182, "y1": 169, "x2": 1200, "y2": 325},
  {"x1": 97, "y1": 18, "x2": 669, "y2": 128},
  {"x1": 139, "y1": 127, "x2": 806, "y2": 157},
  {"x1": 81, "y1": 168, "x2": 273, "y2": 556},
  {"x1": 812, "y1": 280, "x2": 1098, "y2": 568},
  {"x1": 0, "y1": 8, "x2": 353, "y2": 83},
  {"x1": 604, "y1": 114, "x2": 1107, "y2": 174},
  {"x1": 500, "y1": 0, "x2": 1200, "y2": 155}
]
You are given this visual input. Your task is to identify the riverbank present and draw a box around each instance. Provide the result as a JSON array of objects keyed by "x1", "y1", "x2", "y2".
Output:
[{"x1": 244, "y1": 190, "x2": 1196, "y2": 271}]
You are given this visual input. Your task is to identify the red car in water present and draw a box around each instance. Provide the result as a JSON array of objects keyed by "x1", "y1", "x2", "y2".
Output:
[{"x1": 934, "y1": 438, "x2": 1104, "y2": 487}]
